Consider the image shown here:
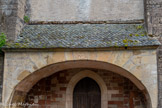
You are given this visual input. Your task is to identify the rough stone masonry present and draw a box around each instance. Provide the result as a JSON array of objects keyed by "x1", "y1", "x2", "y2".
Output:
[
  {"x1": 146, "y1": 0, "x2": 162, "y2": 107},
  {"x1": 0, "y1": 0, "x2": 162, "y2": 108}
]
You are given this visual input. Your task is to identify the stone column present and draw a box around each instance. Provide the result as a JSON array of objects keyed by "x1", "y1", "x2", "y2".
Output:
[
  {"x1": 146, "y1": 0, "x2": 162, "y2": 107},
  {"x1": 0, "y1": 0, "x2": 27, "y2": 41}
]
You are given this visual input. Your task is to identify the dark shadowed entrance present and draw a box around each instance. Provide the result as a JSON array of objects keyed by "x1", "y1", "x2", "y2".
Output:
[{"x1": 73, "y1": 77, "x2": 101, "y2": 108}]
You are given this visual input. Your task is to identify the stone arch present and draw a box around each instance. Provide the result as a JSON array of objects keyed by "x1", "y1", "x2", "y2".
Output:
[
  {"x1": 9, "y1": 60, "x2": 152, "y2": 108},
  {"x1": 66, "y1": 70, "x2": 108, "y2": 108}
]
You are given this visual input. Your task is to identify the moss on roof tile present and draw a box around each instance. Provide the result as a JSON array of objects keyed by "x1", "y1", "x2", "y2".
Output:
[{"x1": 3, "y1": 24, "x2": 160, "y2": 49}]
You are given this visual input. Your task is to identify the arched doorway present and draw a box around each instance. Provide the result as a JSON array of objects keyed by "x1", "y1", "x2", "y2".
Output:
[
  {"x1": 73, "y1": 77, "x2": 101, "y2": 108},
  {"x1": 23, "y1": 69, "x2": 146, "y2": 108},
  {"x1": 9, "y1": 60, "x2": 151, "y2": 108}
]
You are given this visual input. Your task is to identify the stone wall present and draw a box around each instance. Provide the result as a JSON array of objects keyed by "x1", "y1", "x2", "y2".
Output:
[
  {"x1": 0, "y1": 0, "x2": 162, "y2": 107},
  {"x1": 29, "y1": 0, "x2": 144, "y2": 22},
  {"x1": 0, "y1": 53, "x2": 4, "y2": 102},
  {"x1": 146, "y1": 0, "x2": 162, "y2": 107},
  {"x1": 25, "y1": 69, "x2": 146, "y2": 108},
  {"x1": 3, "y1": 49, "x2": 158, "y2": 108},
  {"x1": 0, "y1": 0, "x2": 26, "y2": 41},
  {"x1": 147, "y1": 0, "x2": 162, "y2": 37}
]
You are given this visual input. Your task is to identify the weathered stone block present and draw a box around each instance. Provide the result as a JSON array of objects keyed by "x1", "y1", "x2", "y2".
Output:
[{"x1": 0, "y1": 0, "x2": 26, "y2": 41}]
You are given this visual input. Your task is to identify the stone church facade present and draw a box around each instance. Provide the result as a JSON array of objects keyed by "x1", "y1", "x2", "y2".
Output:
[{"x1": 0, "y1": 0, "x2": 162, "y2": 108}]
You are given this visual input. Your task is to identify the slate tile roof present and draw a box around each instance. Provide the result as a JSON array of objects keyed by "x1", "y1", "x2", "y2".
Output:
[{"x1": 4, "y1": 24, "x2": 160, "y2": 49}]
